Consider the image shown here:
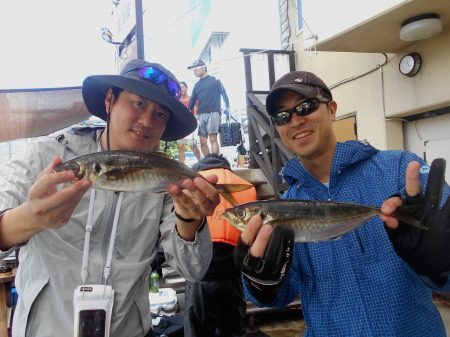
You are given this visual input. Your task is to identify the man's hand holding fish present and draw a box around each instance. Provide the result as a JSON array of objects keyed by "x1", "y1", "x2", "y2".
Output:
[
  {"x1": 169, "y1": 174, "x2": 220, "y2": 241},
  {"x1": 233, "y1": 213, "x2": 294, "y2": 304},
  {"x1": 228, "y1": 69, "x2": 450, "y2": 336},
  {"x1": 0, "y1": 59, "x2": 217, "y2": 336},
  {"x1": 381, "y1": 158, "x2": 450, "y2": 284},
  {"x1": 51, "y1": 149, "x2": 250, "y2": 241},
  {"x1": 0, "y1": 156, "x2": 92, "y2": 249}
]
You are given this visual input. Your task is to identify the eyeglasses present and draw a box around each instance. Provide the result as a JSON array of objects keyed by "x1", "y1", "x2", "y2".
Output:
[
  {"x1": 127, "y1": 66, "x2": 181, "y2": 99},
  {"x1": 270, "y1": 98, "x2": 330, "y2": 126}
]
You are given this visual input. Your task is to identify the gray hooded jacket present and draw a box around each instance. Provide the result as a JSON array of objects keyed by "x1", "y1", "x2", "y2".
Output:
[{"x1": 0, "y1": 129, "x2": 212, "y2": 337}]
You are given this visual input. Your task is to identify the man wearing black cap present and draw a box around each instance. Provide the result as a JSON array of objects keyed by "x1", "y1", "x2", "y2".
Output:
[
  {"x1": 0, "y1": 59, "x2": 218, "y2": 337},
  {"x1": 233, "y1": 70, "x2": 450, "y2": 336},
  {"x1": 184, "y1": 154, "x2": 256, "y2": 337},
  {"x1": 188, "y1": 60, "x2": 230, "y2": 156}
]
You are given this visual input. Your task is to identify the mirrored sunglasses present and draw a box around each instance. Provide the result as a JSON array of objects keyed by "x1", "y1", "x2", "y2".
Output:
[
  {"x1": 270, "y1": 98, "x2": 330, "y2": 126},
  {"x1": 127, "y1": 66, "x2": 181, "y2": 99}
]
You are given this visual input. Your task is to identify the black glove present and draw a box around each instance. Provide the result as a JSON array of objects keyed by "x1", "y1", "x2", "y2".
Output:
[
  {"x1": 386, "y1": 158, "x2": 450, "y2": 285},
  {"x1": 234, "y1": 226, "x2": 294, "y2": 303}
]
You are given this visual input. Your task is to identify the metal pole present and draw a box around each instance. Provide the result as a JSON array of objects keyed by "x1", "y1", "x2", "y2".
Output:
[{"x1": 135, "y1": 0, "x2": 144, "y2": 59}]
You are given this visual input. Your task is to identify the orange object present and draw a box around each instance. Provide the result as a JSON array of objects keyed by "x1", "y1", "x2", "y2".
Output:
[{"x1": 199, "y1": 168, "x2": 257, "y2": 246}]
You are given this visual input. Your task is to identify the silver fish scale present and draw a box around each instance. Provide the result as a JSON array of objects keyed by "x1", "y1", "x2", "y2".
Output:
[
  {"x1": 225, "y1": 199, "x2": 424, "y2": 243},
  {"x1": 92, "y1": 151, "x2": 196, "y2": 176},
  {"x1": 95, "y1": 167, "x2": 191, "y2": 192},
  {"x1": 58, "y1": 150, "x2": 199, "y2": 192},
  {"x1": 256, "y1": 200, "x2": 380, "y2": 242},
  {"x1": 260, "y1": 200, "x2": 378, "y2": 220},
  {"x1": 98, "y1": 152, "x2": 197, "y2": 191}
]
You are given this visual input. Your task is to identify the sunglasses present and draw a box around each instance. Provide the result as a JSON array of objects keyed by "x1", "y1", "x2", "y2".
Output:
[
  {"x1": 270, "y1": 98, "x2": 330, "y2": 126},
  {"x1": 127, "y1": 66, "x2": 181, "y2": 99}
]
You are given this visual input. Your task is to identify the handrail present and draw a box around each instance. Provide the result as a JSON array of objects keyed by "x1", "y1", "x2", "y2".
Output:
[
  {"x1": 241, "y1": 48, "x2": 296, "y2": 198},
  {"x1": 246, "y1": 92, "x2": 294, "y2": 198}
]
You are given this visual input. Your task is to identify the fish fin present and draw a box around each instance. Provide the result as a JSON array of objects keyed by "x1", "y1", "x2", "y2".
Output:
[
  {"x1": 215, "y1": 184, "x2": 239, "y2": 206},
  {"x1": 394, "y1": 210, "x2": 428, "y2": 230},
  {"x1": 220, "y1": 191, "x2": 238, "y2": 206},
  {"x1": 217, "y1": 183, "x2": 252, "y2": 193}
]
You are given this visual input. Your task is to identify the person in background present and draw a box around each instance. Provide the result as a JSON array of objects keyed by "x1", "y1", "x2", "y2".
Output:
[
  {"x1": 188, "y1": 60, "x2": 230, "y2": 156},
  {"x1": 184, "y1": 153, "x2": 257, "y2": 337},
  {"x1": 177, "y1": 81, "x2": 201, "y2": 165},
  {"x1": 0, "y1": 59, "x2": 218, "y2": 337},
  {"x1": 233, "y1": 70, "x2": 450, "y2": 336}
]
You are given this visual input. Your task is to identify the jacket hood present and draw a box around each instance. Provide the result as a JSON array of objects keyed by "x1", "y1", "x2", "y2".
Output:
[
  {"x1": 283, "y1": 140, "x2": 379, "y2": 187},
  {"x1": 49, "y1": 127, "x2": 100, "y2": 156}
]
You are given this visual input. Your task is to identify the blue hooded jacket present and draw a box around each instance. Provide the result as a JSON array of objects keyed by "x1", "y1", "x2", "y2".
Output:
[{"x1": 244, "y1": 140, "x2": 450, "y2": 337}]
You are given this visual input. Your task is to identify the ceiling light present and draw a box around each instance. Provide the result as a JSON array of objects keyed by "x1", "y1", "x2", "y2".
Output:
[{"x1": 400, "y1": 13, "x2": 442, "y2": 42}]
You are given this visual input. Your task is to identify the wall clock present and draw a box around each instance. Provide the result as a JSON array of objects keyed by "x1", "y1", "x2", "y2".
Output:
[{"x1": 399, "y1": 52, "x2": 422, "y2": 77}]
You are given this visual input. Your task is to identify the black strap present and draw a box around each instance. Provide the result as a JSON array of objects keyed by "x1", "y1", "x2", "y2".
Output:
[{"x1": 174, "y1": 211, "x2": 196, "y2": 223}]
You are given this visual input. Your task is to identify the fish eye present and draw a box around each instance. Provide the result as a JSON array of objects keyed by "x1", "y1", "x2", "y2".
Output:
[
  {"x1": 237, "y1": 208, "x2": 246, "y2": 218},
  {"x1": 93, "y1": 163, "x2": 102, "y2": 173},
  {"x1": 70, "y1": 161, "x2": 81, "y2": 174}
]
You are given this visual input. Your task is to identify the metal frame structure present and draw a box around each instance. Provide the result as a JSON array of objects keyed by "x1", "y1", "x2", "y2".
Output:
[{"x1": 239, "y1": 48, "x2": 296, "y2": 198}]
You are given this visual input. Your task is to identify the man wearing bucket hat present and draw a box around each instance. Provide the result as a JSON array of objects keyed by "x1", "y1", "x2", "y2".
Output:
[
  {"x1": 0, "y1": 59, "x2": 217, "y2": 337},
  {"x1": 233, "y1": 70, "x2": 450, "y2": 336}
]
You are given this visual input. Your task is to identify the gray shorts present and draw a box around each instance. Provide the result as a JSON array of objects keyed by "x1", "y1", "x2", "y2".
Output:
[
  {"x1": 197, "y1": 112, "x2": 220, "y2": 137},
  {"x1": 176, "y1": 129, "x2": 198, "y2": 146}
]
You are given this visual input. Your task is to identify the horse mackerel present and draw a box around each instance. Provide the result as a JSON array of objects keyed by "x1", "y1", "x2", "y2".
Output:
[
  {"x1": 223, "y1": 199, "x2": 425, "y2": 242},
  {"x1": 55, "y1": 150, "x2": 251, "y2": 205}
]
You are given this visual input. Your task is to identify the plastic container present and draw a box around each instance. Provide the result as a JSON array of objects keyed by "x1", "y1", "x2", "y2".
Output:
[
  {"x1": 150, "y1": 271, "x2": 160, "y2": 294},
  {"x1": 149, "y1": 288, "x2": 177, "y2": 314}
]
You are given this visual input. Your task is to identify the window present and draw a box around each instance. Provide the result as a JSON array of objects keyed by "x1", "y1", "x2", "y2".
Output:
[{"x1": 296, "y1": 0, "x2": 303, "y2": 32}]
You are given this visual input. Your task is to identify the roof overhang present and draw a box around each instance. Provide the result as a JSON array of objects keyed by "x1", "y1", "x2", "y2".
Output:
[{"x1": 316, "y1": 0, "x2": 450, "y2": 53}]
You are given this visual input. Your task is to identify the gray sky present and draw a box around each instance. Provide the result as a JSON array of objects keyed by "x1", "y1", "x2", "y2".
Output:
[
  {"x1": 0, "y1": 0, "x2": 280, "y2": 93},
  {"x1": 0, "y1": 0, "x2": 116, "y2": 89}
]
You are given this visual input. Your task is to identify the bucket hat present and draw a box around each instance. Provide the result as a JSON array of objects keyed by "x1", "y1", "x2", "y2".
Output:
[
  {"x1": 82, "y1": 59, "x2": 197, "y2": 141},
  {"x1": 266, "y1": 71, "x2": 332, "y2": 115}
]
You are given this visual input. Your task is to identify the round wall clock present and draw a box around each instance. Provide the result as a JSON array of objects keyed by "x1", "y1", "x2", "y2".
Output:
[{"x1": 399, "y1": 52, "x2": 422, "y2": 77}]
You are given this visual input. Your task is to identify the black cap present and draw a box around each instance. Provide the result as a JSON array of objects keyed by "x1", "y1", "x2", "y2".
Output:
[
  {"x1": 191, "y1": 153, "x2": 231, "y2": 172},
  {"x1": 266, "y1": 71, "x2": 332, "y2": 115},
  {"x1": 187, "y1": 59, "x2": 206, "y2": 70}
]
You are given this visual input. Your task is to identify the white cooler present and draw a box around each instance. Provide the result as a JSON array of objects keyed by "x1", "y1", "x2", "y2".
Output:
[{"x1": 149, "y1": 288, "x2": 177, "y2": 314}]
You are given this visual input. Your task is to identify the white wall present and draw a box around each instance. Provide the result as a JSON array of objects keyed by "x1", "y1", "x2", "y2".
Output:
[
  {"x1": 383, "y1": 30, "x2": 450, "y2": 117},
  {"x1": 290, "y1": 0, "x2": 450, "y2": 151},
  {"x1": 302, "y1": 0, "x2": 404, "y2": 42},
  {"x1": 404, "y1": 114, "x2": 450, "y2": 181}
]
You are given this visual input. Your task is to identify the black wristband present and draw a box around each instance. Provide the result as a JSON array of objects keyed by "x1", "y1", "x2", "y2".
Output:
[{"x1": 174, "y1": 211, "x2": 196, "y2": 223}]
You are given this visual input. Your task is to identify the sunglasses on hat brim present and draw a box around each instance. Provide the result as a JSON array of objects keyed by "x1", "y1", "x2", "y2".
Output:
[
  {"x1": 124, "y1": 66, "x2": 181, "y2": 99},
  {"x1": 270, "y1": 98, "x2": 330, "y2": 126}
]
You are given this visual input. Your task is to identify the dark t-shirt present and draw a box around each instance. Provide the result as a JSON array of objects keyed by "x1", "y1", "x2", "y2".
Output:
[
  {"x1": 189, "y1": 75, "x2": 230, "y2": 114},
  {"x1": 202, "y1": 242, "x2": 239, "y2": 281}
]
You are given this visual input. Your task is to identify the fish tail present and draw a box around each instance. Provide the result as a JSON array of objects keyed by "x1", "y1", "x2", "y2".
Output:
[
  {"x1": 215, "y1": 184, "x2": 239, "y2": 206},
  {"x1": 394, "y1": 209, "x2": 428, "y2": 230}
]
